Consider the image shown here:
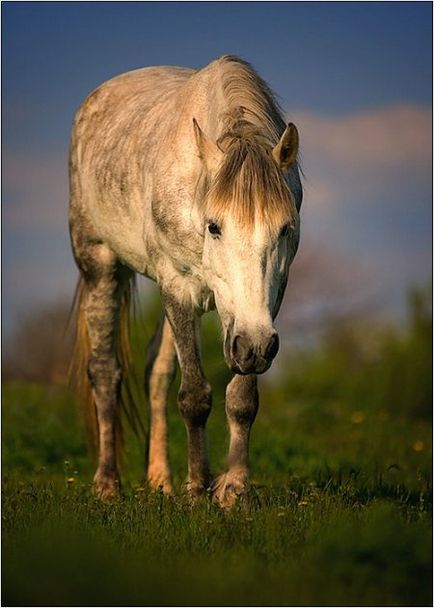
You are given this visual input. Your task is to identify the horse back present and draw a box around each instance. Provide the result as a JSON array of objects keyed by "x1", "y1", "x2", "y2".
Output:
[{"x1": 69, "y1": 66, "x2": 196, "y2": 268}]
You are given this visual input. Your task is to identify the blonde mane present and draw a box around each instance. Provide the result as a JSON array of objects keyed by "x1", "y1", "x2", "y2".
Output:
[{"x1": 205, "y1": 57, "x2": 296, "y2": 232}]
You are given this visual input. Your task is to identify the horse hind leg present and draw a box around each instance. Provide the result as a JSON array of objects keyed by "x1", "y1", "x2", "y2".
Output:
[
  {"x1": 145, "y1": 315, "x2": 176, "y2": 494},
  {"x1": 75, "y1": 243, "x2": 132, "y2": 499}
]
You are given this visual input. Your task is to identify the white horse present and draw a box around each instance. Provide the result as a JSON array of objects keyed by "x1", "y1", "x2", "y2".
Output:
[{"x1": 69, "y1": 55, "x2": 302, "y2": 507}]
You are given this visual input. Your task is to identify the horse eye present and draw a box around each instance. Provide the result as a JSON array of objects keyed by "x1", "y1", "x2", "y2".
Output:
[
  {"x1": 279, "y1": 224, "x2": 290, "y2": 239},
  {"x1": 208, "y1": 222, "x2": 221, "y2": 237}
]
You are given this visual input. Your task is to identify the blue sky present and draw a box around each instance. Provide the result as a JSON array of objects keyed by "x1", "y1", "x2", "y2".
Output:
[{"x1": 3, "y1": 2, "x2": 432, "y2": 334}]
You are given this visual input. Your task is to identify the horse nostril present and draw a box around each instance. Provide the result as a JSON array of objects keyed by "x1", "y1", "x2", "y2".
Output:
[
  {"x1": 264, "y1": 333, "x2": 279, "y2": 361},
  {"x1": 232, "y1": 334, "x2": 254, "y2": 364}
]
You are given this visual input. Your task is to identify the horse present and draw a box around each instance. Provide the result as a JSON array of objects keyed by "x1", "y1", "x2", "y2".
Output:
[{"x1": 68, "y1": 55, "x2": 302, "y2": 508}]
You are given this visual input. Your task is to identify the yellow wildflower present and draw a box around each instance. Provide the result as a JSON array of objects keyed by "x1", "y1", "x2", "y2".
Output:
[
  {"x1": 351, "y1": 411, "x2": 365, "y2": 424},
  {"x1": 413, "y1": 441, "x2": 425, "y2": 452}
]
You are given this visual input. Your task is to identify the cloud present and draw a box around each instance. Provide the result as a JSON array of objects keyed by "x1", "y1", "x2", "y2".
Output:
[
  {"x1": 283, "y1": 104, "x2": 432, "y2": 326},
  {"x1": 3, "y1": 151, "x2": 68, "y2": 229},
  {"x1": 289, "y1": 103, "x2": 432, "y2": 226},
  {"x1": 3, "y1": 150, "x2": 72, "y2": 333},
  {"x1": 286, "y1": 105, "x2": 432, "y2": 259},
  {"x1": 292, "y1": 104, "x2": 432, "y2": 171}
]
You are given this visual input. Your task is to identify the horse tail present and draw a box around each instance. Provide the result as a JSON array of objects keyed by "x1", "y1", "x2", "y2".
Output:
[{"x1": 68, "y1": 274, "x2": 145, "y2": 465}]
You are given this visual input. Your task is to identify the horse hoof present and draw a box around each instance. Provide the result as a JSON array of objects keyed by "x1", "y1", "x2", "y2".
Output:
[
  {"x1": 148, "y1": 475, "x2": 174, "y2": 496},
  {"x1": 210, "y1": 473, "x2": 247, "y2": 509},
  {"x1": 182, "y1": 480, "x2": 208, "y2": 504},
  {"x1": 93, "y1": 475, "x2": 120, "y2": 501}
]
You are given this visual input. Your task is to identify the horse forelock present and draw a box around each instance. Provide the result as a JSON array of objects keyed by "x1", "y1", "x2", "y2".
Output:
[
  {"x1": 205, "y1": 121, "x2": 294, "y2": 233},
  {"x1": 200, "y1": 57, "x2": 294, "y2": 233}
]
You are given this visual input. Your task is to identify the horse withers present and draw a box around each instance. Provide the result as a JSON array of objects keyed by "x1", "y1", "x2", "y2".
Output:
[{"x1": 69, "y1": 55, "x2": 302, "y2": 507}]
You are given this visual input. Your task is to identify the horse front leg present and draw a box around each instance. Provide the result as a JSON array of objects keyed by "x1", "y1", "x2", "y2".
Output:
[
  {"x1": 212, "y1": 374, "x2": 258, "y2": 508},
  {"x1": 163, "y1": 295, "x2": 212, "y2": 500}
]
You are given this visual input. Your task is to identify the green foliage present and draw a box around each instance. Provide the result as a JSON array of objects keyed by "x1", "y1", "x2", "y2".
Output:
[
  {"x1": 277, "y1": 284, "x2": 432, "y2": 422},
  {"x1": 2, "y1": 383, "x2": 88, "y2": 473},
  {"x1": 2, "y1": 284, "x2": 432, "y2": 606}
]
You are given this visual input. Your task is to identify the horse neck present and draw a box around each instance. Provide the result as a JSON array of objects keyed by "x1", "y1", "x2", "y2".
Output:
[
  {"x1": 174, "y1": 59, "x2": 280, "y2": 141},
  {"x1": 166, "y1": 59, "x2": 284, "y2": 177},
  {"x1": 214, "y1": 59, "x2": 285, "y2": 142}
]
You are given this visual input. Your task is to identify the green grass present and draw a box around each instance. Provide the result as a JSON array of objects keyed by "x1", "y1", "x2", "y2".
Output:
[
  {"x1": 2, "y1": 288, "x2": 432, "y2": 605},
  {"x1": 2, "y1": 376, "x2": 432, "y2": 607}
]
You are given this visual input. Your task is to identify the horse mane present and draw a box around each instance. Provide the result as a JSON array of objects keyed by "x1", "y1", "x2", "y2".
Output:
[
  {"x1": 217, "y1": 55, "x2": 286, "y2": 140},
  {"x1": 204, "y1": 56, "x2": 296, "y2": 233}
]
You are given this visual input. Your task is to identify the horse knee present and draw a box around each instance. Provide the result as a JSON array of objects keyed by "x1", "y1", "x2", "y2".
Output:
[
  {"x1": 178, "y1": 380, "x2": 212, "y2": 425},
  {"x1": 226, "y1": 375, "x2": 259, "y2": 426},
  {"x1": 148, "y1": 349, "x2": 176, "y2": 401},
  {"x1": 149, "y1": 369, "x2": 174, "y2": 400}
]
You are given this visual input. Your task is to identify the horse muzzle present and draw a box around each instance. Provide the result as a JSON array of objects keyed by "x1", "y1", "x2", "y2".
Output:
[{"x1": 224, "y1": 329, "x2": 280, "y2": 375}]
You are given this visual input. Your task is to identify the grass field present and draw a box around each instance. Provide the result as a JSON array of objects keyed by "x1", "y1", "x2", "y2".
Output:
[{"x1": 2, "y1": 291, "x2": 432, "y2": 606}]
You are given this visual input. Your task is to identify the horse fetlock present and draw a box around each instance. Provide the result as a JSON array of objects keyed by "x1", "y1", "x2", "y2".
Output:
[
  {"x1": 147, "y1": 464, "x2": 173, "y2": 495},
  {"x1": 93, "y1": 468, "x2": 120, "y2": 500},
  {"x1": 183, "y1": 478, "x2": 210, "y2": 503}
]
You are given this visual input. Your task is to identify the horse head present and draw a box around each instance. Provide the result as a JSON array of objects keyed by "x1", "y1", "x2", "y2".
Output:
[{"x1": 194, "y1": 118, "x2": 300, "y2": 374}]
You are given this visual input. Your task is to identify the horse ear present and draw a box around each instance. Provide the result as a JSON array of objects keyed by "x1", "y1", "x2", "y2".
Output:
[
  {"x1": 193, "y1": 118, "x2": 222, "y2": 173},
  {"x1": 273, "y1": 123, "x2": 299, "y2": 172}
]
